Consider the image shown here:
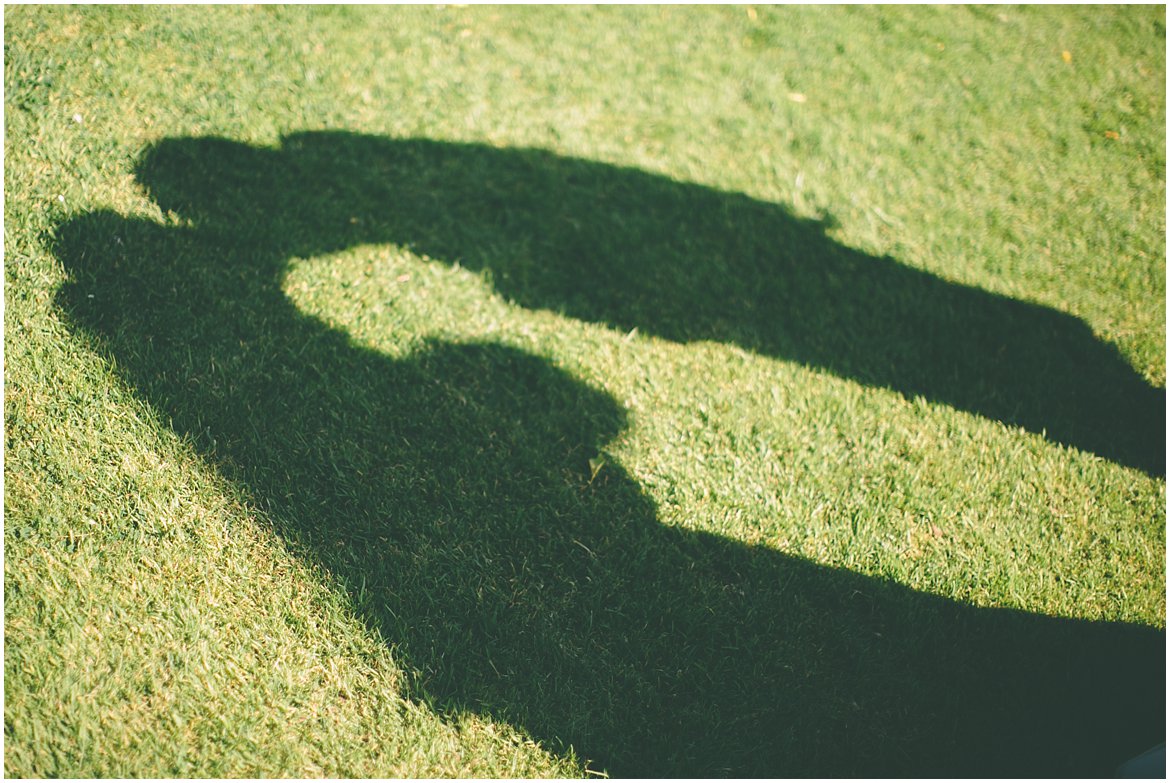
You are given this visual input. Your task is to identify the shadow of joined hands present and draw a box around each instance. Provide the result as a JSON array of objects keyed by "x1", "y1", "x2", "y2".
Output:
[{"x1": 54, "y1": 133, "x2": 1165, "y2": 775}]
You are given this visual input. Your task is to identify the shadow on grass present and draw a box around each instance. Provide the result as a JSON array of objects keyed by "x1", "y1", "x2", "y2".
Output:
[
  {"x1": 133, "y1": 132, "x2": 1164, "y2": 476},
  {"x1": 54, "y1": 133, "x2": 1164, "y2": 776}
]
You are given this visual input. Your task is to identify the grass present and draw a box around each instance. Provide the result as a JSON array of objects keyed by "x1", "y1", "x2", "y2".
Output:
[{"x1": 5, "y1": 4, "x2": 1166, "y2": 777}]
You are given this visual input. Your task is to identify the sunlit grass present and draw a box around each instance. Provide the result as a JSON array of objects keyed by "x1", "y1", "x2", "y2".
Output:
[{"x1": 6, "y1": 5, "x2": 1164, "y2": 777}]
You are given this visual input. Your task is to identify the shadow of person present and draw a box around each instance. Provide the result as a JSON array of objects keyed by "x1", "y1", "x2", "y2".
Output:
[
  {"x1": 128, "y1": 131, "x2": 1165, "y2": 476},
  {"x1": 53, "y1": 138, "x2": 1164, "y2": 776}
]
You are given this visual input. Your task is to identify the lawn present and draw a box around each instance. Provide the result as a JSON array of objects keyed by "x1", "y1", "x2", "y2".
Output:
[{"x1": 5, "y1": 5, "x2": 1166, "y2": 777}]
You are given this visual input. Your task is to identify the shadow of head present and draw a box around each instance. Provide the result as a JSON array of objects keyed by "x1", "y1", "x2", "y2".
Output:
[{"x1": 52, "y1": 206, "x2": 629, "y2": 473}]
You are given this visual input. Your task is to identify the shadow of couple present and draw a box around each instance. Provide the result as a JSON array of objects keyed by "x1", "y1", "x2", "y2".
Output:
[{"x1": 55, "y1": 132, "x2": 1164, "y2": 776}]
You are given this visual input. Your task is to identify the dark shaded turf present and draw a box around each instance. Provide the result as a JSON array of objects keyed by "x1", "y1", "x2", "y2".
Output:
[{"x1": 53, "y1": 135, "x2": 1166, "y2": 776}]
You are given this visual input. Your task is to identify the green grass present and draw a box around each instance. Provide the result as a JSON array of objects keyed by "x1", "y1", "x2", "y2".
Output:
[{"x1": 5, "y1": 4, "x2": 1165, "y2": 777}]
